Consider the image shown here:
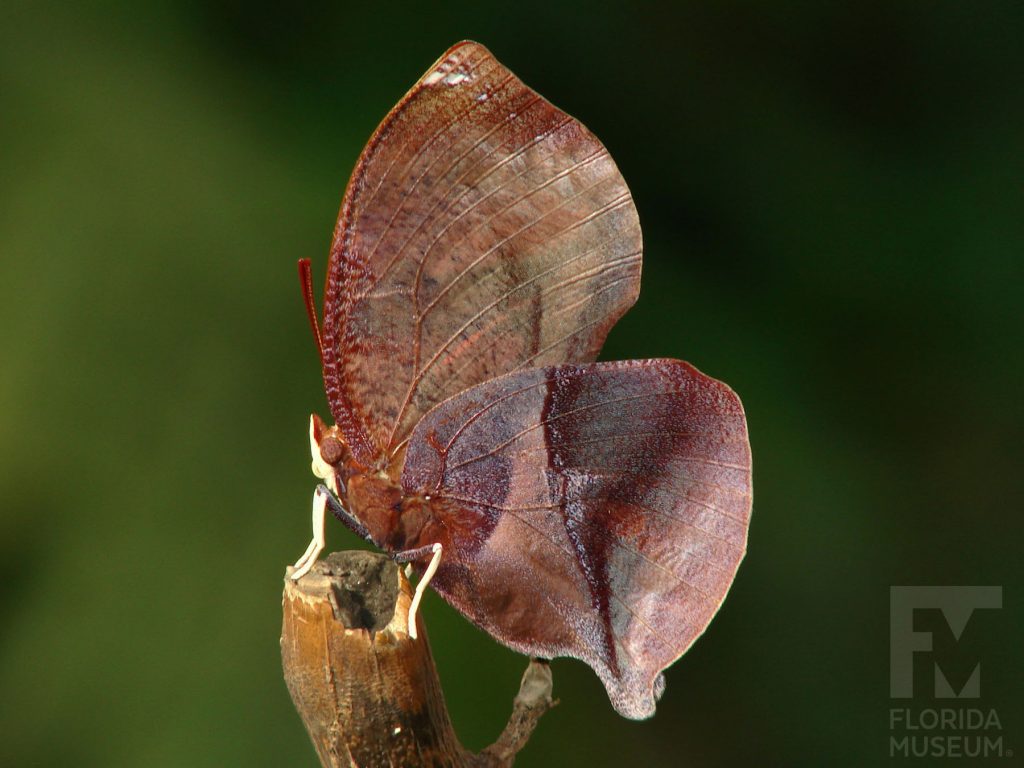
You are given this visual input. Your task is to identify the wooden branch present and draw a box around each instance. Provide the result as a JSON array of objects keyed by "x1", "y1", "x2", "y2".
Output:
[{"x1": 281, "y1": 551, "x2": 555, "y2": 767}]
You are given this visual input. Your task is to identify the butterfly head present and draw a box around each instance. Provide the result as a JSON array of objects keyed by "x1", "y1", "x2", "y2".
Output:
[{"x1": 308, "y1": 413, "x2": 351, "y2": 494}]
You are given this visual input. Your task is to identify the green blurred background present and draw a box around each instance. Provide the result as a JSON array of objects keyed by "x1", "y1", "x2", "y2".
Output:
[{"x1": 2, "y1": 1, "x2": 1021, "y2": 766}]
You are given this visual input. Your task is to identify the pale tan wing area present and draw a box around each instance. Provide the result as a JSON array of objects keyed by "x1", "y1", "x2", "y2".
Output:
[{"x1": 321, "y1": 41, "x2": 642, "y2": 466}]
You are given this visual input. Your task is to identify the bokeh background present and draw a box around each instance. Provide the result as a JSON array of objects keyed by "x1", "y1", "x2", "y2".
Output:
[{"x1": 2, "y1": 1, "x2": 1021, "y2": 766}]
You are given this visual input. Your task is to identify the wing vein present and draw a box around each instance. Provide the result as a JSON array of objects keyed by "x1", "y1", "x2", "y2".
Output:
[
  {"x1": 388, "y1": 162, "x2": 621, "y2": 444},
  {"x1": 354, "y1": 50, "x2": 495, "y2": 241},
  {"x1": 369, "y1": 94, "x2": 551, "y2": 297},
  {"x1": 495, "y1": 505, "x2": 680, "y2": 652},
  {"x1": 361, "y1": 71, "x2": 520, "y2": 286},
  {"x1": 439, "y1": 493, "x2": 744, "y2": 553},
  {"x1": 410, "y1": 248, "x2": 641, "y2": 411},
  {"x1": 448, "y1": 389, "x2": 688, "y2": 470},
  {"x1": 407, "y1": 111, "x2": 572, "y2": 303},
  {"x1": 416, "y1": 160, "x2": 619, "y2": 322}
]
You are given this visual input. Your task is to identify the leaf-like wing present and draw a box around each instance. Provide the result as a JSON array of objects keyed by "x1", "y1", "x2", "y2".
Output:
[
  {"x1": 322, "y1": 41, "x2": 642, "y2": 466},
  {"x1": 400, "y1": 360, "x2": 752, "y2": 719}
]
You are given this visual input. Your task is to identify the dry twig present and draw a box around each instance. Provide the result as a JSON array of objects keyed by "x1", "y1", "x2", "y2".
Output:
[{"x1": 281, "y1": 551, "x2": 555, "y2": 767}]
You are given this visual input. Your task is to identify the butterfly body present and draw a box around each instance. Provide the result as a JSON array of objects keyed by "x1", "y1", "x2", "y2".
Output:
[{"x1": 293, "y1": 41, "x2": 752, "y2": 720}]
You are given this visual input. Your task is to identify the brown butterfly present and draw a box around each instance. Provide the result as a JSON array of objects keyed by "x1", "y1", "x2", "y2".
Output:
[{"x1": 290, "y1": 41, "x2": 752, "y2": 720}]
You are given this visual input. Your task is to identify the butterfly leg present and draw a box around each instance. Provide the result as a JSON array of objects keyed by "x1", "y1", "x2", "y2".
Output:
[
  {"x1": 290, "y1": 486, "x2": 328, "y2": 580},
  {"x1": 394, "y1": 543, "x2": 443, "y2": 640},
  {"x1": 291, "y1": 484, "x2": 371, "y2": 580}
]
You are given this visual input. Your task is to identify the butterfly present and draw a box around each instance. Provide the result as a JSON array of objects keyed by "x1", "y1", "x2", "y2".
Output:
[{"x1": 290, "y1": 40, "x2": 752, "y2": 720}]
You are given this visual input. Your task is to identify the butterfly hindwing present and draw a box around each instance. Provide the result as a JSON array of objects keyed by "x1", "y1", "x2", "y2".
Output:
[{"x1": 399, "y1": 359, "x2": 752, "y2": 718}]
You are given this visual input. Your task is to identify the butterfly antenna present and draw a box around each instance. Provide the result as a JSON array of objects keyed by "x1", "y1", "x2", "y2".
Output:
[{"x1": 297, "y1": 258, "x2": 326, "y2": 368}]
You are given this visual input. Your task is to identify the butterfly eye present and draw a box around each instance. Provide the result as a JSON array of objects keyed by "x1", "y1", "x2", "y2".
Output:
[{"x1": 319, "y1": 436, "x2": 345, "y2": 465}]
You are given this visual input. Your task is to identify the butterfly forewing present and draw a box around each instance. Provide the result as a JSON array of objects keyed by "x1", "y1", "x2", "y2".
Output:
[
  {"x1": 322, "y1": 42, "x2": 642, "y2": 466},
  {"x1": 400, "y1": 359, "x2": 752, "y2": 719}
]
